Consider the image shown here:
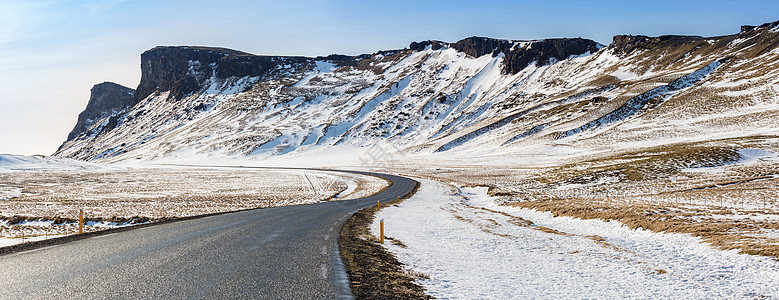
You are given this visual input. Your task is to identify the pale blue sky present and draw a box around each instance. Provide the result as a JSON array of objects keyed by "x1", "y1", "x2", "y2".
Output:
[{"x1": 1, "y1": 0, "x2": 777, "y2": 155}]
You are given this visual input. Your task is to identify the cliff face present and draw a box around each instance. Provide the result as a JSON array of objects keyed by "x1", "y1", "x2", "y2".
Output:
[
  {"x1": 608, "y1": 19, "x2": 779, "y2": 59},
  {"x1": 105, "y1": 39, "x2": 604, "y2": 109},
  {"x1": 64, "y1": 82, "x2": 135, "y2": 142},
  {"x1": 500, "y1": 38, "x2": 602, "y2": 74},
  {"x1": 413, "y1": 37, "x2": 602, "y2": 74},
  {"x1": 740, "y1": 19, "x2": 779, "y2": 33},
  {"x1": 135, "y1": 46, "x2": 315, "y2": 101},
  {"x1": 609, "y1": 35, "x2": 704, "y2": 55}
]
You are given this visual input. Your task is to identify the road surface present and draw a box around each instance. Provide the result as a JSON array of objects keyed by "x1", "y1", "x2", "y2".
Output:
[{"x1": 0, "y1": 169, "x2": 417, "y2": 299}]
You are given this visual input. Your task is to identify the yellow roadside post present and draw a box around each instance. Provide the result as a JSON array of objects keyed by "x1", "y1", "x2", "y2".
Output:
[
  {"x1": 377, "y1": 200, "x2": 380, "y2": 211},
  {"x1": 380, "y1": 219, "x2": 385, "y2": 244},
  {"x1": 78, "y1": 210, "x2": 84, "y2": 234}
]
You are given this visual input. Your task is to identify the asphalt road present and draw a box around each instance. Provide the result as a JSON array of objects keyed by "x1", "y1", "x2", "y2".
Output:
[{"x1": 0, "y1": 169, "x2": 417, "y2": 299}]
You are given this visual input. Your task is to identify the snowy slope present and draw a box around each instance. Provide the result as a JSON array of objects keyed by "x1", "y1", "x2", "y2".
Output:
[{"x1": 0, "y1": 154, "x2": 101, "y2": 173}]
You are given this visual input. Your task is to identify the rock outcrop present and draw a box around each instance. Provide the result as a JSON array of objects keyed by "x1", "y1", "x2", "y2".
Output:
[
  {"x1": 135, "y1": 46, "x2": 314, "y2": 101},
  {"x1": 64, "y1": 82, "x2": 135, "y2": 142},
  {"x1": 740, "y1": 19, "x2": 779, "y2": 34},
  {"x1": 500, "y1": 38, "x2": 602, "y2": 74},
  {"x1": 609, "y1": 35, "x2": 704, "y2": 55},
  {"x1": 409, "y1": 40, "x2": 445, "y2": 51},
  {"x1": 412, "y1": 36, "x2": 602, "y2": 74}
]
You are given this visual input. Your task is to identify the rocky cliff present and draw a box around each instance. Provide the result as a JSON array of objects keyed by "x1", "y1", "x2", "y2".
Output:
[
  {"x1": 410, "y1": 36, "x2": 602, "y2": 74},
  {"x1": 609, "y1": 35, "x2": 704, "y2": 55},
  {"x1": 64, "y1": 82, "x2": 135, "y2": 142},
  {"x1": 135, "y1": 46, "x2": 315, "y2": 101}
]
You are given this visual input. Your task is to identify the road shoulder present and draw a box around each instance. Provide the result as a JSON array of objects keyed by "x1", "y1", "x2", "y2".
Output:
[{"x1": 338, "y1": 180, "x2": 431, "y2": 299}]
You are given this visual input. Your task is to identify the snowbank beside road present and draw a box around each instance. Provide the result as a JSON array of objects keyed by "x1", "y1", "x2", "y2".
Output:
[{"x1": 373, "y1": 179, "x2": 779, "y2": 298}]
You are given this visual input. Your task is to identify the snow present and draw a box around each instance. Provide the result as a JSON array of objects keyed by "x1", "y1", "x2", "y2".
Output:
[
  {"x1": 738, "y1": 148, "x2": 778, "y2": 164},
  {"x1": 683, "y1": 148, "x2": 778, "y2": 174},
  {"x1": 730, "y1": 37, "x2": 751, "y2": 46},
  {"x1": 610, "y1": 67, "x2": 637, "y2": 81},
  {"x1": 559, "y1": 61, "x2": 722, "y2": 140},
  {"x1": 315, "y1": 60, "x2": 336, "y2": 73},
  {"x1": 0, "y1": 219, "x2": 138, "y2": 248},
  {"x1": 749, "y1": 229, "x2": 779, "y2": 240},
  {"x1": 707, "y1": 78, "x2": 750, "y2": 88},
  {"x1": 0, "y1": 154, "x2": 102, "y2": 173},
  {"x1": 373, "y1": 179, "x2": 779, "y2": 298},
  {"x1": 0, "y1": 185, "x2": 29, "y2": 201},
  {"x1": 0, "y1": 235, "x2": 52, "y2": 248},
  {"x1": 567, "y1": 50, "x2": 594, "y2": 60}
]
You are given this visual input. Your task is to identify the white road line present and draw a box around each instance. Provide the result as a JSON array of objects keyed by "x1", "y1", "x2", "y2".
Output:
[
  {"x1": 91, "y1": 233, "x2": 118, "y2": 239},
  {"x1": 20, "y1": 244, "x2": 61, "y2": 254},
  {"x1": 320, "y1": 264, "x2": 328, "y2": 279}
]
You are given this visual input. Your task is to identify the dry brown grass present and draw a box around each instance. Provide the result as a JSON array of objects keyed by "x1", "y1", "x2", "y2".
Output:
[
  {"x1": 508, "y1": 197, "x2": 779, "y2": 258},
  {"x1": 585, "y1": 75, "x2": 621, "y2": 87},
  {"x1": 542, "y1": 143, "x2": 741, "y2": 183},
  {"x1": 381, "y1": 136, "x2": 779, "y2": 260}
]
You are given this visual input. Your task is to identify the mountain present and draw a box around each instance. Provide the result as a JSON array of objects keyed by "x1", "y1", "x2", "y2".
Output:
[{"x1": 55, "y1": 21, "x2": 779, "y2": 165}]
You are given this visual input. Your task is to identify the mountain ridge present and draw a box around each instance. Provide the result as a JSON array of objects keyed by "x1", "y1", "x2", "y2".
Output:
[{"x1": 56, "y1": 20, "x2": 779, "y2": 165}]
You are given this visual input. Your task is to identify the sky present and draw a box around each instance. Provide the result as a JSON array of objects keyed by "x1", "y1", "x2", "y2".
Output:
[{"x1": 1, "y1": 0, "x2": 777, "y2": 155}]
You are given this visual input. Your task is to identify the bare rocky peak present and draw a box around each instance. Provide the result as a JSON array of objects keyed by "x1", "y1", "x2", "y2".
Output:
[{"x1": 63, "y1": 82, "x2": 135, "y2": 143}]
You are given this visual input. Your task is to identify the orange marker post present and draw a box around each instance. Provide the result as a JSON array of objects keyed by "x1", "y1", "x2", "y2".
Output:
[
  {"x1": 78, "y1": 210, "x2": 84, "y2": 234},
  {"x1": 380, "y1": 219, "x2": 385, "y2": 245}
]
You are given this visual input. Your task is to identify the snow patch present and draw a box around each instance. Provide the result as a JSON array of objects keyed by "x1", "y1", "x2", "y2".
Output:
[
  {"x1": 373, "y1": 180, "x2": 779, "y2": 298},
  {"x1": 0, "y1": 154, "x2": 103, "y2": 173},
  {"x1": 682, "y1": 148, "x2": 778, "y2": 174},
  {"x1": 610, "y1": 67, "x2": 637, "y2": 81}
]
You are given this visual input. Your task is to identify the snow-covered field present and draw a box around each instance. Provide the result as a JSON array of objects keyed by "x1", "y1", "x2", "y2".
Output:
[
  {"x1": 373, "y1": 179, "x2": 779, "y2": 298},
  {"x1": 0, "y1": 154, "x2": 103, "y2": 173},
  {"x1": 0, "y1": 158, "x2": 388, "y2": 247},
  {"x1": 377, "y1": 137, "x2": 779, "y2": 259}
]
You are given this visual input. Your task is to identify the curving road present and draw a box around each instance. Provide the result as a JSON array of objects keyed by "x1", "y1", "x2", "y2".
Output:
[{"x1": 0, "y1": 169, "x2": 417, "y2": 299}]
